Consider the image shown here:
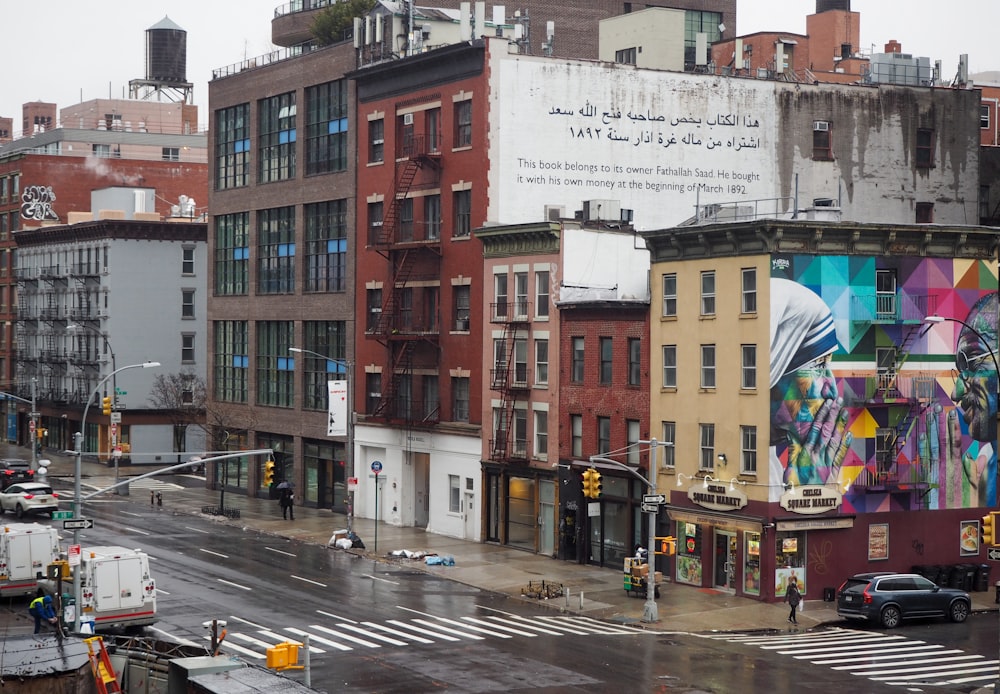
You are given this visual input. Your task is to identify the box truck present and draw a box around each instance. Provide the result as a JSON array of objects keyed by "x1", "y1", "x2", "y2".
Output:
[
  {"x1": 0, "y1": 522, "x2": 61, "y2": 597},
  {"x1": 78, "y1": 546, "x2": 157, "y2": 631}
]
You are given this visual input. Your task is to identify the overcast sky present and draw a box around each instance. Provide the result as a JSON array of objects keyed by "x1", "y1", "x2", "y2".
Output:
[{"x1": 2, "y1": 0, "x2": 997, "y2": 134}]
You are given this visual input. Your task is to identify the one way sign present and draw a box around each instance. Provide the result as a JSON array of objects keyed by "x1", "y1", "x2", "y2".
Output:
[
  {"x1": 988, "y1": 547, "x2": 1000, "y2": 561},
  {"x1": 63, "y1": 519, "x2": 94, "y2": 530}
]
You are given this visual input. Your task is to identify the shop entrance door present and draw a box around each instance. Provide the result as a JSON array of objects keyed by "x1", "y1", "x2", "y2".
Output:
[{"x1": 714, "y1": 530, "x2": 737, "y2": 591}]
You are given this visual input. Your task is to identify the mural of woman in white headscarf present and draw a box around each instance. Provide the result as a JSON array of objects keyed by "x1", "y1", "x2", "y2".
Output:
[{"x1": 770, "y1": 278, "x2": 852, "y2": 486}]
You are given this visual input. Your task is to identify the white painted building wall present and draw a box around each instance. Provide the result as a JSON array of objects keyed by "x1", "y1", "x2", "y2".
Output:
[{"x1": 487, "y1": 41, "x2": 981, "y2": 230}]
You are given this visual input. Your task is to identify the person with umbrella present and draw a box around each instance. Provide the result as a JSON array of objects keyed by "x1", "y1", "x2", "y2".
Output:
[{"x1": 277, "y1": 481, "x2": 294, "y2": 520}]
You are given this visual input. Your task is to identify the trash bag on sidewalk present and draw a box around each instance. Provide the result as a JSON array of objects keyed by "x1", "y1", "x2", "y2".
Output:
[
  {"x1": 348, "y1": 531, "x2": 365, "y2": 549},
  {"x1": 426, "y1": 555, "x2": 455, "y2": 566}
]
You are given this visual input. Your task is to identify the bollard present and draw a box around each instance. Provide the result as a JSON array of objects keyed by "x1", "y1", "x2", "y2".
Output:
[
  {"x1": 150, "y1": 490, "x2": 155, "y2": 505},
  {"x1": 564, "y1": 586, "x2": 570, "y2": 607},
  {"x1": 579, "y1": 591, "x2": 584, "y2": 609},
  {"x1": 156, "y1": 492, "x2": 162, "y2": 507}
]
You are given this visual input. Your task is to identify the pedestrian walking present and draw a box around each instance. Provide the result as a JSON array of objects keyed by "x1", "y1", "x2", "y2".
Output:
[
  {"x1": 279, "y1": 487, "x2": 295, "y2": 520},
  {"x1": 29, "y1": 594, "x2": 57, "y2": 634},
  {"x1": 784, "y1": 576, "x2": 801, "y2": 625}
]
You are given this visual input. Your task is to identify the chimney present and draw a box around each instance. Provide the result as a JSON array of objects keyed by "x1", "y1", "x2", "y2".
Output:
[{"x1": 884, "y1": 40, "x2": 902, "y2": 54}]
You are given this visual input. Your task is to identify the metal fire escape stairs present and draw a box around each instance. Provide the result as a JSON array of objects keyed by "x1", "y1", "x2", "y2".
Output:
[
  {"x1": 490, "y1": 303, "x2": 530, "y2": 461},
  {"x1": 369, "y1": 138, "x2": 440, "y2": 419}
]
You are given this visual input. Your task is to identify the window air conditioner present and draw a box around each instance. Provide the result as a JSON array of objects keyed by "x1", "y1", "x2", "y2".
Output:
[
  {"x1": 403, "y1": 113, "x2": 414, "y2": 126},
  {"x1": 813, "y1": 121, "x2": 830, "y2": 132}
]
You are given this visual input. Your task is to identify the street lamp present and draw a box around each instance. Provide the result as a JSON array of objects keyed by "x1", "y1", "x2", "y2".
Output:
[
  {"x1": 924, "y1": 313, "x2": 998, "y2": 688},
  {"x1": 289, "y1": 347, "x2": 354, "y2": 533},
  {"x1": 590, "y1": 438, "x2": 668, "y2": 624},
  {"x1": 72, "y1": 361, "x2": 159, "y2": 632},
  {"x1": 68, "y1": 324, "x2": 119, "y2": 484}
]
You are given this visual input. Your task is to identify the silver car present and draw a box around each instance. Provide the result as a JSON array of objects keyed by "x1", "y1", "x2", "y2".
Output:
[{"x1": 0, "y1": 482, "x2": 59, "y2": 518}]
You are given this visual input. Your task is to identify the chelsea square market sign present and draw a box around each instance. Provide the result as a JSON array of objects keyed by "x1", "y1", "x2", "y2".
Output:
[
  {"x1": 780, "y1": 486, "x2": 842, "y2": 515},
  {"x1": 689, "y1": 483, "x2": 748, "y2": 512}
]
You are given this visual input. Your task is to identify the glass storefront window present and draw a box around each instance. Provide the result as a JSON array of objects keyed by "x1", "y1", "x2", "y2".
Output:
[
  {"x1": 508, "y1": 476, "x2": 536, "y2": 551},
  {"x1": 675, "y1": 521, "x2": 703, "y2": 585},
  {"x1": 744, "y1": 531, "x2": 761, "y2": 596},
  {"x1": 775, "y1": 530, "x2": 807, "y2": 597}
]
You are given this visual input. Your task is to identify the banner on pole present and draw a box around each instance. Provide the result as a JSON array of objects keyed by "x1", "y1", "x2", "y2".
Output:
[{"x1": 327, "y1": 380, "x2": 348, "y2": 437}]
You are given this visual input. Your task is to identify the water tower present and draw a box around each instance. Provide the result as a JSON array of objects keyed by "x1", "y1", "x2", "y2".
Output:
[{"x1": 129, "y1": 16, "x2": 194, "y2": 103}]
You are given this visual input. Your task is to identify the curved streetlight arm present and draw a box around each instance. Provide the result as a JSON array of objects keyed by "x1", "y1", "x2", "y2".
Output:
[
  {"x1": 72, "y1": 360, "x2": 159, "y2": 632},
  {"x1": 289, "y1": 347, "x2": 355, "y2": 533}
]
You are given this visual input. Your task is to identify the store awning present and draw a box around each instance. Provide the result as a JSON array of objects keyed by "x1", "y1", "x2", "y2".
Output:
[
  {"x1": 664, "y1": 505, "x2": 764, "y2": 533},
  {"x1": 775, "y1": 516, "x2": 855, "y2": 531}
]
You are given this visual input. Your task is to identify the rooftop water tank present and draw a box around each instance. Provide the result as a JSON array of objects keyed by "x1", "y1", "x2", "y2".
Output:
[{"x1": 145, "y1": 16, "x2": 187, "y2": 83}]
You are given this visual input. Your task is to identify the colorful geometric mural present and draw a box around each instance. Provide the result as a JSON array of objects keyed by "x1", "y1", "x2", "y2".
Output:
[{"x1": 769, "y1": 255, "x2": 998, "y2": 513}]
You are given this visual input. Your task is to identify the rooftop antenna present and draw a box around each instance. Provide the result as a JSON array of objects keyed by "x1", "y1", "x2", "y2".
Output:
[{"x1": 542, "y1": 21, "x2": 554, "y2": 56}]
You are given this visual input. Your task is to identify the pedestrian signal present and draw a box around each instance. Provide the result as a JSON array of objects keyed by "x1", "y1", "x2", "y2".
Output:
[
  {"x1": 655, "y1": 536, "x2": 677, "y2": 556},
  {"x1": 263, "y1": 459, "x2": 276, "y2": 486},
  {"x1": 102, "y1": 396, "x2": 112, "y2": 416}
]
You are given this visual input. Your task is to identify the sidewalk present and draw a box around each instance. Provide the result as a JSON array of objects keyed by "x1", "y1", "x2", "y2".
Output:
[{"x1": 20, "y1": 442, "x2": 1000, "y2": 634}]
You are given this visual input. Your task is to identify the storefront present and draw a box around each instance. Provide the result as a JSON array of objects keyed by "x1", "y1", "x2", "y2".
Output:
[
  {"x1": 483, "y1": 463, "x2": 558, "y2": 555},
  {"x1": 665, "y1": 504, "x2": 765, "y2": 596}
]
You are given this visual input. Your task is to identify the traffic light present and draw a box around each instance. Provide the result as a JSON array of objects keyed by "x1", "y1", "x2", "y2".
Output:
[
  {"x1": 263, "y1": 459, "x2": 276, "y2": 487},
  {"x1": 102, "y1": 396, "x2": 112, "y2": 416},
  {"x1": 582, "y1": 467, "x2": 603, "y2": 499},
  {"x1": 984, "y1": 512, "x2": 997, "y2": 547},
  {"x1": 581, "y1": 469, "x2": 593, "y2": 498},
  {"x1": 655, "y1": 536, "x2": 677, "y2": 556}
]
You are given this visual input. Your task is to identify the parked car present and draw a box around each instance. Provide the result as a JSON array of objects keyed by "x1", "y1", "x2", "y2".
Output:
[
  {"x1": 836, "y1": 571, "x2": 970, "y2": 628},
  {"x1": 0, "y1": 482, "x2": 59, "y2": 518},
  {"x1": 0, "y1": 459, "x2": 33, "y2": 490}
]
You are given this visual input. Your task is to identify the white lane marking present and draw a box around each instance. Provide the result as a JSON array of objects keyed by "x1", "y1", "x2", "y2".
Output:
[
  {"x1": 308, "y1": 624, "x2": 382, "y2": 648},
  {"x1": 257, "y1": 629, "x2": 324, "y2": 653},
  {"x1": 123, "y1": 527, "x2": 151, "y2": 535},
  {"x1": 217, "y1": 578, "x2": 251, "y2": 591},
  {"x1": 119, "y1": 511, "x2": 142, "y2": 517},
  {"x1": 200, "y1": 548, "x2": 229, "y2": 559},
  {"x1": 818, "y1": 645, "x2": 951, "y2": 665},
  {"x1": 385, "y1": 619, "x2": 460, "y2": 642},
  {"x1": 229, "y1": 632, "x2": 274, "y2": 649},
  {"x1": 185, "y1": 526, "x2": 210, "y2": 534},
  {"x1": 545, "y1": 615, "x2": 647, "y2": 634},
  {"x1": 155, "y1": 588, "x2": 170, "y2": 596},
  {"x1": 873, "y1": 660, "x2": 999, "y2": 681},
  {"x1": 284, "y1": 627, "x2": 352, "y2": 651},
  {"x1": 229, "y1": 615, "x2": 267, "y2": 629},
  {"x1": 317, "y1": 609, "x2": 354, "y2": 622},
  {"x1": 291, "y1": 575, "x2": 327, "y2": 588},
  {"x1": 337, "y1": 623, "x2": 408, "y2": 646},
  {"x1": 149, "y1": 626, "x2": 199, "y2": 647},
  {"x1": 362, "y1": 621, "x2": 434, "y2": 644},
  {"x1": 364, "y1": 573, "x2": 399, "y2": 585},
  {"x1": 265, "y1": 547, "x2": 295, "y2": 557}
]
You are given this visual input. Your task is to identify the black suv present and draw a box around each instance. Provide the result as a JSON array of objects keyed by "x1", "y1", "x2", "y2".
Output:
[
  {"x1": 0, "y1": 459, "x2": 33, "y2": 490},
  {"x1": 837, "y1": 571, "x2": 970, "y2": 628}
]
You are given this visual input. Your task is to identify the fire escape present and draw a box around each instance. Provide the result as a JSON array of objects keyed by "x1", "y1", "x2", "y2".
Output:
[
  {"x1": 488, "y1": 299, "x2": 531, "y2": 461},
  {"x1": 367, "y1": 131, "x2": 442, "y2": 424},
  {"x1": 849, "y1": 286, "x2": 937, "y2": 492}
]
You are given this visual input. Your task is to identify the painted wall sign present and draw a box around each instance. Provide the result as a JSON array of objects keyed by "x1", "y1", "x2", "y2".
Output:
[{"x1": 20, "y1": 185, "x2": 59, "y2": 222}]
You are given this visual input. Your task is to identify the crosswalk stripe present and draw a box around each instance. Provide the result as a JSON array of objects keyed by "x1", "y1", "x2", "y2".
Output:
[
  {"x1": 461, "y1": 616, "x2": 538, "y2": 637},
  {"x1": 411, "y1": 618, "x2": 485, "y2": 640},
  {"x1": 484, "y1": 615, "x2": 567, "y2": 635},
  {"x1": 428, "y1": 616, "x2": 511, "y2": 638},
  {"x1": 284, "y1": 627, "x2": 352, "y2": 651},
  {"x1": 362, "y1": 621, "x2": 434, "y2": 644},
  {"x1": 822, "y1": 646, "x2": 955, "y2": 666},
  {"x1": 212, "y1": 636, "x2": 264, "y2": 659},
  {"x1": 257, "y1": 629, "x2": 325, "y2": 653},
  {"x1": 229, "y1": 632, "x2": 274, "y2": 649},
  {"x1": 386, "y1": 619, "x2": 462, "y2": 642},
  {"x1": 874, "y1": 661, "x2": 999, "y2": 681},
  {"x1": 308, "y1": 624, "x2": 382, "y2": 648},
  {"x1": 337, "y1": 622, "x2": 408, "y2": 646}
]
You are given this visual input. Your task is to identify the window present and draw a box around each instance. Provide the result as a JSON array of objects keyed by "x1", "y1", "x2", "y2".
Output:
[
  {"x1": 182, "y1": 247, "x2": 195, "y2": 275},
  {"x1": 683, "y1": 10, "x2": 722, "y2": 70},
  {"x1": 398, "y1": 198, "x2": 414, "y2": 241},
  {"x1": 812, "y1": 121, "x2": 832, "y2": 160},
  {"x1": 256, "y1": 321, "x2": 294, "y2": 407},
  {"x1": 367, "y1": 288, "x2": 383, "y2": 332},
  {"x1": 876, "y1": 269, "x2": 897, "y2": 318},
  {"x1": 426, "y1": 107, "x2": 441, "y2": 152},
  {"x1": 628, "y1": 338, "x2": 641, "y2": 386},
  {"x1": 741, "y1": 345, "x2": 756, "y2": 389},
  {"x1": 301, "y1": 321, "x2": 347, "y2": 410},
  {"x1": 454, "y1": 99, "x2": 472, "y2": 148},
  {"x1": 452, "y1": 376, "x2": 469, "y2": 422},
  {"x1": 182, "y1": 333, "x2": 195, "y2": 363},
  {"x1": 215, "y1": 212, "x2": 249, "y2": 295},
  {"x1": 701, "y1": 271, "x2": 715, "y2": 315},
  {"x1": 423, "y1": 375, "x2": 438, "y2": 421},
  {"x1": 424, "y1": 194, "x2": 441, "y2": 240},
  {"x1": 741, "y1": 425, "x2": 757, "y2": 474},
  {"x1": 662, "y1": 273, "x2": 677, "y2": 316},
  {"x1": 535, "y1": 270, "x2": 549, "y2": 317},
  {"x1": 534, "y1": 339, "x2": 548, "y2": 385},
  {"x1": 662, "y1": 345, "x2": 677, "y2": 388},
  {"x1": 513, "y1": 338, "x2": 528, "y2": 387},
  {"x1": 514, "y1": 272, "x2": 528, "y2": 318},
  {"x1": 449, "y1": 475, "x2": 461, "y2": 513},
  {"x1": 215, "y1": 104, "x2": 250, "y2": 189},
  {"x1": 615, "y1": 47, "x2": 637, "y2": 65},
  {"x1": 982, "y1": 104, "x2": 991, "y2": 129},
  {"x1": 181, "y1": 290, "x2": 195, "y2": 318},
  {"x1": 367, "y1": 200, "x2": 384, "y2": 245},
  {"x1": 257, "y1": 206, "x2": 295, "y2": 294},
  {"x1": 597, "y1": 416, "x2": 611, "y2": 454},
  {"x1": 699, "y1": 423, "x2": 715, "y2": 470},
  {"x1": 162, "y1": 147, "x2": 179, "y2": 161},
  {"x1": 599, "y1": 337, "x2": 613, "y2": 384},
  {"x1": 916, "y1": 128, "x2": 935, "y2": 168},
  {"x1": 981, "y1": 184, "x2": 991, "y2": 221},
  {"x1": 368, "y1": 117, "x2": 384, "y2": 163},
  {"x1": 741, "y1": 268, "x2": 756, "y2": 313},
  {"x1": 258, "y1": 92, "x2": 296, "y2": 183},
  {"x1": 571, "y1": 337, "x2": 585, "y2": 382},
  {"x1": 305, "y1": 79, "x2": 348, "y2": 174},
  {"x1": 534, "y1": 410, "x2": 548, "y2": 459},
  {"x1": 571, "y1": 414, "x2": 583, "y2": 457},
  {"x1": 661, "y1": 421, "x2": 676, "y2": 468},
  {"x1": 915, "y1": 202, "x2": 934, "y2": 224},
  {"x1": 626, "y1": 420, "x2": 640, "y2": 465},
  {"x1": 92, "y1": 144, "x2": 110, "y2": 158},
  {"x1": 494, "y1": 273, "x2": 508, "y2": 319},
  {"x1": 453, "y1": 285, "x2": 470, "y2": 331},
  {"x1": 701, "y1": 344, "x2": 716, "y2": 388},
  {"x1": 214, "y1": 321, "x2": 248, "y2": 402},
  {"x1": 453, "y1": 189, "x2": 472, "y2": 237},
  {"x1": 304, "y1": 199, "x2": 347, "y2": 292},
  {"x1": 366, "y1": 372, "x2": 382, "y2": 414}
]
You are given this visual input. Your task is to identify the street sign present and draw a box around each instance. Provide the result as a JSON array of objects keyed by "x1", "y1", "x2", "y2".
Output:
[
  {"x1": 641, "y1": 503, "x2": 660, "y2": 513},
  {"x1": 52, "y1": 511, "x2": 73, "y2": 520},
  {"x1": 63, "y1": 519, "x2": 94, "y2": 530},
  {"x1": 371, "y1": 460, "x2": 383, "y2": 475},
  {"x1": 28, "y1": 420, "x2": 35, "y2": 433},
  {"x1": 989, "y1": 547, "x2": 1000, "y2": 561},
  {"x1": 110, "y1": 412, "x2": 122, "y2": 424},
  {"x1": 642, "y1": 494, "x2": 666, "y2": 504},
  {"x1": 68, "y1": 544, "x2": 81, "y2": 567},
  {"x1": 347, "y1": 476, "x2": 358, "y2": 491}
]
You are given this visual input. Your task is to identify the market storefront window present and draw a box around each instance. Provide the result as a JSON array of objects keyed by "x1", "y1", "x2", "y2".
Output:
[
  {"x1": 744, "y1": 531, "x2": 761, "y2": 596},
  {"x1": 775, "y1": 530, "x2": 806, "y2": 597},
  {"x1": 676, "y1": 521, "x2": 703, "y2": 585}
]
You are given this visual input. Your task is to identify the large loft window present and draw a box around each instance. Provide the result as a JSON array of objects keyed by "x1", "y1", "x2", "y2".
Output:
[
  {"x1": 257, "y1": 207, "x2": 295, "y2": 294},
  {"x1": 215, "y1": 103, "x2": 250, "y2": 190},
  {"x1": 305, "y1": 80, "x2": 348, "y2": 175},
  {"x1": 258, "y1": 92, "x2": 297, "y2": 183},
  {"x1": 256, "y1": 321, "x2": 295, "y2": 407},
  {"x1": 305, "y1": 199, "x2": 347, "y2": 292},
  {"x1": 215, "y1": 212, "x2": 249, "y2": 296}
]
